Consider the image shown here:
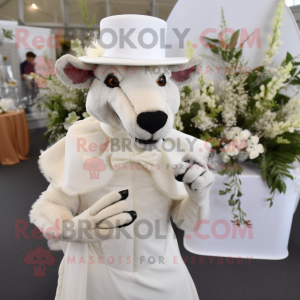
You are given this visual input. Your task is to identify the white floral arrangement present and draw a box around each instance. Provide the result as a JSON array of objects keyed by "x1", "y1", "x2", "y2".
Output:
[
  {"x1": 43, "y1": 0, "x2": 97, "y2": 144},
  {"x1": 44, "y1": 75, "x2": 89, "y2": 144},
  {"x1": 221, "y1": 127, "x2": 264, "y2": 162},
  {"x1": 175, "y1": 0, "x2": 300, "y2": 226}
]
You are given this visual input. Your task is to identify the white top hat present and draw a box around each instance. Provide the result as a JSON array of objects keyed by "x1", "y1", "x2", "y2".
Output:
[{"x1": 79, "y1": 14, "x2": 188, "y2": 66}]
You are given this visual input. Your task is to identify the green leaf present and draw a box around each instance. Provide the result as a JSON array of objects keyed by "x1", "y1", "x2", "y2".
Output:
[
  {"x1": 275, "y1": 161, "x2": 292, "y2": 169},
  {"x1": 182, "y1": 85, "x2": 192, "y2": 95},
  {"x1": 271, "y1": 178, "x2": 280, "y2": 193},
  {"x1": 290, "y1": 78, "x2": 300, "y2": 85},
  {"x1": 261, "y1": 170, "x2": 267, "y2": 181},
  {"x1": 286, "y1": 52, "x2": 293, "y2": 64},
  {"x1": 273, "y1": 93, "x2": 290, "y2": 106},
  {"x1": 234, "y1": 49, "x2": 242, "y2": 60},
  {"x1": 219, "y1": 190, "x2": 226, "y2": 195},
  {"x1": 205, "y1": 37, "x2": 219, "y2": 43},
  {"x1": 229, "y1": 199, "x2": 235, "y2": 206},
  {"x1": 281, "y1": 180, "x2": 287, "y2": 194},
  {"x1": 207, "y1": 43, "x2": 219, "y2": 55},
  {"x1": 281, "y1": 173, "x2": 294, "y2": 180},
  {"x1": 273, "y1": 152, "x2": 295, "y2": 163},
  {"x1": 290, "y1": 68, "x2": 297, "y2": 77},
  {"x1": 230, "y1": 30, "x2": 240, "y2": 48}
]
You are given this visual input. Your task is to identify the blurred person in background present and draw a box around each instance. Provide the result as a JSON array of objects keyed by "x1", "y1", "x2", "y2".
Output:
[{"x1": 20, "y1": 51, "x2": 37, "y2": 100}]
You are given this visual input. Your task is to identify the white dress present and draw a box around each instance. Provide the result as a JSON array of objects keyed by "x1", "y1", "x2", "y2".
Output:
[
  {"x1": 34, "y1": 117, "x2": 210, "y2": 300},
  {"x1": 57, "y1": 166, "x2": 199, "y2": 300}
]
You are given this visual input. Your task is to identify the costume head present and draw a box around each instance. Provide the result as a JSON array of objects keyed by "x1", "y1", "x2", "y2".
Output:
[{"x1": 56, "y1": 15, "x2": 202, "y2": 149}]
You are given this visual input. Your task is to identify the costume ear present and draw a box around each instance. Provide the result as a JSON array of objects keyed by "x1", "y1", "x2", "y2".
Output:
[
  {"x1": 170, "y1": 56, "x2": 203, "y2": 89},
  {"x1": 55, "y1": 54, "x2": 96, "y2": 89}
]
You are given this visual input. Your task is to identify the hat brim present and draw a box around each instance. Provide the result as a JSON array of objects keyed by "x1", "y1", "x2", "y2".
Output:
[{"x1": 78, "y1": 56, "x2": 189, "y2": 66}]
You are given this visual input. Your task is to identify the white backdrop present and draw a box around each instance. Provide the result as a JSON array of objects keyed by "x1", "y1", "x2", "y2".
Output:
[
  {"x1": 166, "y1": 0, "x2": 300, "y2": 259},
  {"x1": 167, "y1": 0, "x2": 300, "y2": 88}
]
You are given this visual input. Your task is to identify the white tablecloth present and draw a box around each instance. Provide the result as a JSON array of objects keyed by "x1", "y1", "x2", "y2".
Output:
[{"x1": 184, "y1": 163, "x2": 300, "y2": 260}]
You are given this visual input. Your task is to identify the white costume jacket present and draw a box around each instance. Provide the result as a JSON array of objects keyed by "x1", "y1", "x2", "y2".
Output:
[{"x1": 31, "y1": 117, "x2": 211, "y2": 300}]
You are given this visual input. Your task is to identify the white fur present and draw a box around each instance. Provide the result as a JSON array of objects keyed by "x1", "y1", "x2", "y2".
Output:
[
  {"x1": 33, "y1": 55, "x2": 214, "y2": 249},
  {"x1": 55, "y1": 55, "x2": 202, "y2": 150},
  {"x1": 30, "y1": 187, "x2": 132, "y2": 243},
  {"x1": 55, "y1": 55, "x2": 95, "y2": 89},
  {"x1": 172, "y1": 153, "x2": 215, "y2": 206}
]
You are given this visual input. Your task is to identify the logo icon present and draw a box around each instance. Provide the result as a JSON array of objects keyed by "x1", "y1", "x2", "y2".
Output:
[
  {"x1": 83, "y1": 157, "x2": 106, "y2": 179},
  {"x1": 24, "y1": 246, "x2": 55, "y2": 277}
]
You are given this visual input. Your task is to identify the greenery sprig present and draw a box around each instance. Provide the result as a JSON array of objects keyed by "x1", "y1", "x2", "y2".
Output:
[
  {"x1": 2, "y1": 28, "x2": 14, "y2": 40},
  {"x1": 78, "y1": 0, "x2": 96, "y2": 31}
]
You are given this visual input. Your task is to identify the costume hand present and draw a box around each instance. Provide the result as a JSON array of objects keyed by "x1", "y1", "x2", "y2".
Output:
[
  {"x1": 172, "y1": 153, "x2": 215, "y2": 206},
  {"x1": 61, "y1": 190, "x2": 136, "y2": 243}
]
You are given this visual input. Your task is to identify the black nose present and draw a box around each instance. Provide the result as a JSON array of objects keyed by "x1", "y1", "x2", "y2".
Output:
[{"x1": 137, "y1": 111, "x2": 168, "y2": 134}]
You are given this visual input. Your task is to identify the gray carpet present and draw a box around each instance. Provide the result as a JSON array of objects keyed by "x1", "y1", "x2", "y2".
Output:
[{"x1": 1, "y1": 128, "x2": 299, "y2": 300}]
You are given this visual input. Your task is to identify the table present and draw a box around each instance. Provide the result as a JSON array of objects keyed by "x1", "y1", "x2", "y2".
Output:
[
  {"x1": 184, "y1": 163, "x2": 300, "y2": 260},
  {"x1": 0, "y1": 109, "x2": 30, "y2": 165}
]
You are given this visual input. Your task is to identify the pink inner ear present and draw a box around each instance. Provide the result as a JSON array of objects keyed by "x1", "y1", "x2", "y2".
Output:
[
  {"x1": 63, "y1": 63, "x2": 94, "y2": 84},
  {"x1": 171, "y1": 66, "x2": 196, "y2": 82}
]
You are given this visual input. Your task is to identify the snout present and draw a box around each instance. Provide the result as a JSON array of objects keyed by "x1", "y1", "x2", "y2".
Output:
[{"x1": 137, "y1": 111, "x2": 168, "y2": 134}]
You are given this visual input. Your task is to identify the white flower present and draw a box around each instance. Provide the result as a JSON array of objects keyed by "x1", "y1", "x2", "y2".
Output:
[
  {"x1": 231, "y1": 127, "x2": 242, "y2": 134},
  {"x1": 233, "y1": 136, "x2": 246, "y2": 150},
  {"x1": 85, "y1": 40, "x2": 104, "y2": 58},
  {"x1": 82, "y1": 112, "x2": 90, "y2": 118},
  {"x1": 247, "y1": 139, "x2": 253, "y2": 147},
  {"x1": 249, "y1": 151, "x2": 259, "y2": 159},
  {"x1": 254, "y1": 144, "x2": 264, "y2": 154},
  {"x1": 0, "y1": 98, "x2": 15, "y2": 112},
  {"x1": 233, "y1": 136, "x2": 241, "y2": 145},
  {"x1": 246, "y1": 147, "x2": 253, "y2": 153},
  {"x1": 51, "y1": 111, "x2": 58, "y2": 118},
  {"x1": 221, "y1": 152, "x2": 231, "y2": 163},
  {"x1": 240, "y1": 129, "x2": 251, "y2": 140},
  {"x1": 226, "y1": 131, "x2": 236, "y2": 140},
  {"x1": 63, "y1": 123, "x2": 71, "y2": 130},
  {"x1": 251, "y1": 136, "x2": 259, "y2": 145},
  {"x1": 0, "y1": 108, "x2": 3, "y2": 114},
  {"x1": 225, "y1": 142, "x2": 239, "y2": 156},
  {"x1": 263, "y1": 0, "x2": 285, "y2": 66},
  {"x1": 64, "y1": 111, "x2": 80, "y2": 130},
  {"x1": 63, "y1": 101, "x2": 78, "y2": 111}
]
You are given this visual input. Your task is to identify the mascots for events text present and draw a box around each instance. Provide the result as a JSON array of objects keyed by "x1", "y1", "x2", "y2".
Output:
[{"x1": 30, "y1": 15, "x2": 215, "y2": 300}]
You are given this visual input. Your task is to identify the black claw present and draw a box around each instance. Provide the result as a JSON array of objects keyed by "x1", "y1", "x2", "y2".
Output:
[
  {"x1": 187, "y1": 182, "x2": 193, "y2": 190},
  {"x1": 118, "y1": 210, "x2": 137, "y2": 228},
  {"x1": 119, "y1": 190, "x2": 129, "y2": 201},
  {"x1": 175, "y1": 174, "x2": 185, "y2": 182}
]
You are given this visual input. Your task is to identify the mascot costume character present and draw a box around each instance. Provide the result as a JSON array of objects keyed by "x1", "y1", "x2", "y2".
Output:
[{"x1": 30, "y1": 15, "x2": 215, "y2": 300}]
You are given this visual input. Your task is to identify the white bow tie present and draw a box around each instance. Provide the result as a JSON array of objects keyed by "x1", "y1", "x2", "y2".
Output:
[{"x1": 111, "y1": 150, "x2": 161, "y2": 172}]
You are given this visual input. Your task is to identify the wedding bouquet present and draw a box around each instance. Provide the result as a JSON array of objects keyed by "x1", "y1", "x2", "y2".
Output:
[{"x1": 176, "y1": 0, "x2": 300, "y2": 226}]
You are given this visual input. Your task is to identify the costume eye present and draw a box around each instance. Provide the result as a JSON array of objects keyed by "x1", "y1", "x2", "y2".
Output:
[
  {"x1": 157, "y1": 75, "x2": 166, "y2": 87},
  {"x1": 104, "y1": 74, "x2": 119, "y2": 88}
]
